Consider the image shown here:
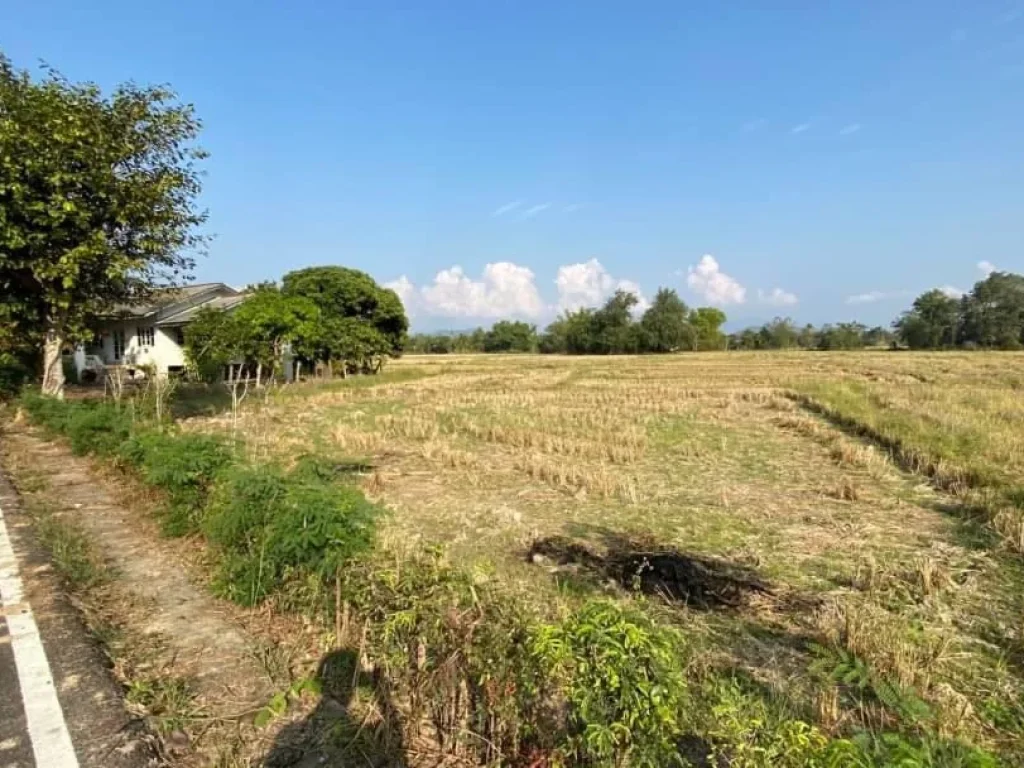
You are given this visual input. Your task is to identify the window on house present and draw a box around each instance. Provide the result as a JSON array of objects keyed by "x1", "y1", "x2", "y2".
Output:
[
  {"x1": 137, "y1": 326, "x2": 155, "y2": 347},
  {"x1": 112, "y1": 330, "x2": 125, "y2": 360},
  {"x1": 175, "y1": 327, "x2": 186, "y2": 346}
]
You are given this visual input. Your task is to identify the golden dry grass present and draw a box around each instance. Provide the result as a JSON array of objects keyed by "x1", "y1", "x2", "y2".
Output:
[{"x1": 191, "y1": 351, "x2": 1024, "y2": 755}]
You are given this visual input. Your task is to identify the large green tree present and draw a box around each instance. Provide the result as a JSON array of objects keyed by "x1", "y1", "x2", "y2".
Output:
[
  {"x1": 894, "y1": 289, "x2": 961, "y2": 349},
  {"x1": 959, "y1": 272, "x2": 1024, "y2": 349},
  {"x1": 640, "y1": 288, "x2": 693, "y2": 352},
  {"x1": 0, "y1": 55, "x2": 207, "y2": 396},
  {"x1": 483, "y1": 320, "x2": 537, "y2": 353},
  {"x1": 689, "y1": 307, "x2": 727, "y2": 351},
  {"x1": 281, "y1": 266, "x2": 408, "y2": 355}
]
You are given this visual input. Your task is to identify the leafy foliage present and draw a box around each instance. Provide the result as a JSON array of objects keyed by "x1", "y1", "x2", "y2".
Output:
[
  {"x1": 0, "y1": 53, "x2": 207, "y2": 395},
  {"x1": 640, "y1": 288, "x2": 694, "y2": 352},
  {"x1": 895, "y1": 272, "x2": 1024, "y2": 349},
  {"x1": 204, "y1": 463, "x2": 381, "y2": 605},
  {"x1": 281, "y1": 265, "x2": 409, "y2": 356},
  {"x1": 483, "y1": 320, "x2": 537, "y2": 352},
  {"x1": 531, "y1": 600, "x2": 689, "y2": 767},
  {"x1": 0, "y1": 352, "x2": 32, "y2": 399},
  {"x1": 118, "y1": 429, "x2": 233, "y2": 535}
]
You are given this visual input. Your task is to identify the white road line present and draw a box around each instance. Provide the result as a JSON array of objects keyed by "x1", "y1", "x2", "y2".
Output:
[{"x1": 0, "y1": 500, "x2": 80, "y2": 768}]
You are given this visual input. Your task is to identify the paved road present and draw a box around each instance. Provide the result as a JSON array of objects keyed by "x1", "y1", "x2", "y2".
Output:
[{"x1": 0, "y1": 465, "x2": 152, "y2": 768}]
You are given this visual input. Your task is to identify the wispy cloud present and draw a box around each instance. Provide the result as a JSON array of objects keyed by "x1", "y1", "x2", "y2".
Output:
[
  {"x1": 839, "y1": 123, "x2": 861, "y2": 136},
  {"x1": 758, "y1": 287, "x2": 798, "y2": 307},
  {"x1": 845, "y1": 289, "x2": 913, "y2": 305},
  {"x1": 491, "y1": 201, "x2": 521, "y2": 217},
  {"x1": 997, "y1": 7, "x2": 1022, "y2": 24},
  {"x1": 790, "y1": 122, "x2": 811, "y2": 134},
  {"x1": 741, "y1": 118, "x2": 767, "y2": 133},
  {"x1": 563, "y1": 203, "x2": 585, "y2": 213},
  {"x1": 521, "y1": 203, "x2": 551, "y2": 219}
]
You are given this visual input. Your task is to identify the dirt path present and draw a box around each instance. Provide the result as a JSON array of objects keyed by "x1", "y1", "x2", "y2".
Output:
[{"x1": 1, "y1": 424, "x2": 277, "y2": 761}]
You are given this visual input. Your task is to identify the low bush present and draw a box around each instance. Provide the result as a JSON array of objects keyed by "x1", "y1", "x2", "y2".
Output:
[
  {"x1": 532, "y1": 600, "x2": 690, "y2": 767},
  {"x1": 119, "y1": 429, "x2": 232, "y2": 535},
  {"x1": 64, "y1": 402, "x2": 132, "y2": 456},
  {"x1": 204, "y1": 462, "x2": 381, "y2": 605},
  {"x1": 19, "y1": 392, "x2": 73, "y2": 432}
]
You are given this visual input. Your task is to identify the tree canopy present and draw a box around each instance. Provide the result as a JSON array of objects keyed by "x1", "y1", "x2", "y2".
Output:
[
  {"x1": 0, "y1": 54, "x2": 207, "y2": 395},
  {"x1": 894, "y1": 290, "x2": 960, "y2": 349},
  {"x1": 185, "y1": 268, "x2": 410, "y2": 382},
  {"x1": 281, "y1": 266, "x2": 408, "y2": 355},
  {"x1": 640, "y1": 288, "x2": 693, "y2": 352},
  {"x1": 894, "y1": 273, "x2": 1024, "y2": 350}
]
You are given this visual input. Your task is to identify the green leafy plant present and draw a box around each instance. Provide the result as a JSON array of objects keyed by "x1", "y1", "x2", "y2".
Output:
[
  {"x1": 204, "y1": 463, "x2": 381, "y2": 605},
  {"x1": 702, "y1": 678, "x2": 833, "y2": 768},
  {"x1": 531, "y1": 600, "x2": 688, "y2": 767},
  {"x1": 119, "y1": 429, "x2": 233, "y2": 535}
]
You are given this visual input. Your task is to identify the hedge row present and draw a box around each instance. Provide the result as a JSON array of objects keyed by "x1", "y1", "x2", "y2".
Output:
[
  {"x1": 17, "y1": 393, "x2": 1001, "y2": 767},
  {"x1": 19, "y1": 394, "x2": 381, "y2": 603}
]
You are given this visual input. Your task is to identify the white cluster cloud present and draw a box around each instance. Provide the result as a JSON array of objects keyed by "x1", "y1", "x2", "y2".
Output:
[
  {"x1": 390, "y1": 254, "x2": 801, "y2": 321},
  {"x1": 939, "y1": 285, "x2": 965, "y2": 299},
  {"x1": 555, "y1": 258, "x2": 647, "y2": 312},
  {"x1": 387, "y1": 262, "x2": 545, "y2": 319},
  {"x1": 758, "y1": 287, "x2": 799, "y2": 306},
  {"x1": 686, "y1": 255, "x2": 747, "y2": 305},
  {"x1": 978, "y1": 260, "x2": 997, "y2": 275}
]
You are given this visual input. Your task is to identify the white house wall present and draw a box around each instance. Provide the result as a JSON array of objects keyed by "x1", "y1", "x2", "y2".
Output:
[{"x1": 94, "y1": 320, "x2": 186, "y2": 375}]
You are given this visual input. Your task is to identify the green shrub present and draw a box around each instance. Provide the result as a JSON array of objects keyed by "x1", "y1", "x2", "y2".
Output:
[
  {"x1": 64, "y1": 402, "x2": 132, "y2": 456},
  {"x1": 19, "y1": 392, "x2": 73, "y2": 432},
  {"x1": 830, "y1": 732, "x2": 1000, "y2": 768},
  {"x1": 61, "y1": 356, "x2": 78, "y2": 385},
  {"x1": 19, "y1": 395, "x2": 131, "y2": 456},
  {"x1": 531, "y1": 600, "x2": 689, "y2": 768},
  {"x1": 120, "y1": 429, "x2": 233, "y2": 535},
  {"x1": 204, "y1": 463, "x2": 381, "y2": 605},
  {"x1": 702, "y1": 678, "x2": 832, "y2": 767}
]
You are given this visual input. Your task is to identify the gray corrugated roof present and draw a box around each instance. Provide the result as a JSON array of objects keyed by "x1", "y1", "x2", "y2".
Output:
[
  {"x1": 108, "y1": 283, "x2": 240, "y2": 318},
  {"x1": 157, "y1": 293, "x2": 248, "y2": 325}
]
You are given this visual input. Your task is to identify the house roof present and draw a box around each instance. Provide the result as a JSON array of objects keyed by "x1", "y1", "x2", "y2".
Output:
[
  {"x1": 107, "y1": 283, "x2": 246, "y2": 325},
  {"x1": 110, "y1": 283, "x2": 235, "y2": 316},
  {"x1": 157, "y1": 293, "x2": 248, "y2": 325}
]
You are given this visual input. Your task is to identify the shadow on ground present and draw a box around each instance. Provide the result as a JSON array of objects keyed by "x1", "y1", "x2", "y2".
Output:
[
  {"x1": 527, "y1": 527, "x2": 773, "y2": 609},
  {"x1": 262, "y1": 650, "x2": 407, "y2": 768}
]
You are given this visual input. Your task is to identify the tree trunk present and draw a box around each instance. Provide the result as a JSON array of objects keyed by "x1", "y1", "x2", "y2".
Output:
[{"x1": 41, "y1": 326, "x2": 66, "y2": 398}]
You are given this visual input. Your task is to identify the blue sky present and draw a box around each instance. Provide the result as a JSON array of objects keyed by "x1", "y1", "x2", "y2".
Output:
[{"x1": 3, "y1": 1, "x2": 1023, "y2": 329}]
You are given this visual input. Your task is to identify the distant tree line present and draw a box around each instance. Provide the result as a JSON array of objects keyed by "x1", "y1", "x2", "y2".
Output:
[
  {"x1": 406, "y1": 270, "x2": 1024, "y2": 355},
  {"x1": 407, "y1": 288, "x2": 730, "y2": 354},
  {"x1": 894, "y1": 271, "x2": 1024, "y2": 349},
  {"x1": 728, "y1": 320, "x2": 894, "y2": 350}
]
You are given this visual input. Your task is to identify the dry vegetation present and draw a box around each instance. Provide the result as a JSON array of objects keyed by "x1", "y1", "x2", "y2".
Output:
[{"x1": 189, "y1": 351, "x2": 1024, "y2": 760}]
